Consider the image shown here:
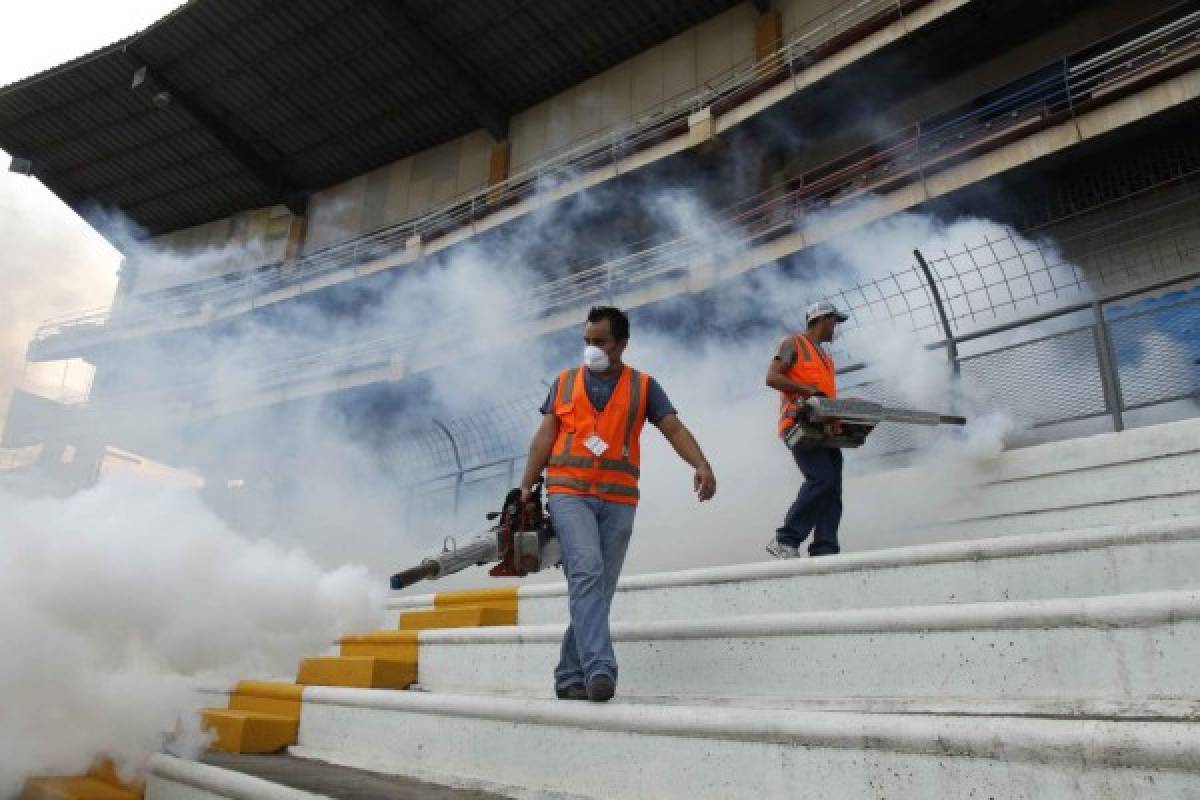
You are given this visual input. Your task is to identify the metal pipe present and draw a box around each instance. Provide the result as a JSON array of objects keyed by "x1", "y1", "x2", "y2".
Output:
[
  {"x1": 1091, "y1": 302, "x2": 1126, "y2": 432},
  {"x1": 431, "y1": 418, "x2": 464, "y2": 515},
  {"x1": 913, "y1": 249, "x2": 958, "y2": 371}
]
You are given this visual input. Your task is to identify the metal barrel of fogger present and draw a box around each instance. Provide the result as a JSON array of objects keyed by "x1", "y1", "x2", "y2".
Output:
[
  {"x1": 390, "y1": 532, "x2": 500, "y2": 590},
  {"x1": 807, "y1": 398, "x2": 966, "y2": 426}
]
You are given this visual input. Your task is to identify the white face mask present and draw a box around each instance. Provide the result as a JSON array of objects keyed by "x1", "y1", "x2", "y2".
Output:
[{"x1": 583, "y1": 344, "x2": 610, "y2": 373}]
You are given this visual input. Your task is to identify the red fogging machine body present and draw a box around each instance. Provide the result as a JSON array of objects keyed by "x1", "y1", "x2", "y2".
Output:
[{"x1": 389, "y1": 479, "x2": 560, "y2": 591}]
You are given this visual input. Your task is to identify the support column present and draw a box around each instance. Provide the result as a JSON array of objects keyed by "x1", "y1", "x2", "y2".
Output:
[
  {"x1": 284, "y1": 214, "x2": 308, "y2": 262},
  {"x1": 112, "y1": 258, "x2": 137, "y2": 309},
  {"x1": 486, "y1": 140, "x2": 511, "y2": 206},
  {"x1": 754, "y1": 9, "x2": 783, "y2": 76}
]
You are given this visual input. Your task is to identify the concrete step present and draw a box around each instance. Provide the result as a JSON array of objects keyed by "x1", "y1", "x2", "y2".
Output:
[
  {"x1": 145, "y1": 752, "x2": 505, "y2": 800},
  {"x1": 199, "y1": 682, "x2": 302, "y2": 754},
  {"x1": 398, "y1": 605, "x2": 516, "y2": 631},
  {"x1": 389, "y1": 517, "x2": 1200, "y2": 626},
  {"x1": 200, "y1": 710, "x2": 299, "y2": 756},
  {"x1": 289, "y1": 689, "x2": 1200, "y2": 799},
  {"x1": 413, "y1": 590, "x2": 1200, "y2": 704},
  {"x1": 22, "y1": 777, "x2": 140, "y2": 800},
  {"x1": 295, "y1": 655, "x2": 416, "y2": 690},
  {"x1": 847, "y1": 420, "x2": 1200, "y2": 543},
  {"x1": 294, "y1": 629, "x2": 421, "y2": 692},
  {"x1": 22, "y1": 758, "x2": 145, "y2": 800}
]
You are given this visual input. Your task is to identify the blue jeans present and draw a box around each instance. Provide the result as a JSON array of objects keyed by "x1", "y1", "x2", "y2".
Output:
[
  {"x1": 548, "y1": 493, "x2": 637, "y2": 690},
  {"x1": 776, "y1": 444, "x2": 842, "y2": 556}
]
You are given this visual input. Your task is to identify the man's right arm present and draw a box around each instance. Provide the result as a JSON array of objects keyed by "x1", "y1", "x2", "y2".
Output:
[{"x1": 519, "y1": 413, "x2": 560, "y2": 501}]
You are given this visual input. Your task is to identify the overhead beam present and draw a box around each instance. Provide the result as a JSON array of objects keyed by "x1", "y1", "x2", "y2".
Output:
[
  {"x1": 121, "y1": 46, "x2": 309, "y2": 217},
  {"x1": 371, "y1": 0, "x2": 510, "y2": 141}
]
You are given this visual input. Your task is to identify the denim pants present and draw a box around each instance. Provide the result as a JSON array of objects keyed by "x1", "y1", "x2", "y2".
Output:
[
  {"x1": 548, "y1": 493, "x2": 637, "y2": 689},
  {"x1": 776, "y1": 444, "x2": 843, "y2": 556}
]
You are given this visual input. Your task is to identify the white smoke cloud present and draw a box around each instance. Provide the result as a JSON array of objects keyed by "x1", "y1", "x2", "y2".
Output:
[
  {"x1": 0, "y1": 471, "x2": 384, "y2": 794},
  {"x1": 5, "y1": 124, "x2": 1190, "y2": 791},
  {"x1": 0, "y1": 168, "x2": 120, "y2": 431}
]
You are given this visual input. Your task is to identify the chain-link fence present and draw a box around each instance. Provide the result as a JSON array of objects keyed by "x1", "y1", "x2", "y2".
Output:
[{"x1": 388, "y1": 241, "x2": 1198, "y2": 527}]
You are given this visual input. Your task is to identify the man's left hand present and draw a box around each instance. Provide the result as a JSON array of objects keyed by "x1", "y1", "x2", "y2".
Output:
[{"x1": 693, "y1": 463, "x2": 717, "y2": 502}]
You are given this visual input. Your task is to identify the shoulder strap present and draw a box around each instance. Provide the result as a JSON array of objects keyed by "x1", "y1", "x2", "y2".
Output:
[
  {"x1": 558, "y1": 367, "x2": 582, "y2": 405},
  {"x1": 794, "y1": 335, "x2": 814, "y2": 364}
]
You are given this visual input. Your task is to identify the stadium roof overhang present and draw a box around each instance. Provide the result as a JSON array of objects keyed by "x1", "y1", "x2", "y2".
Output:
[{"x1": 0, "y1": 0, "x2": 744, "y2": 237}]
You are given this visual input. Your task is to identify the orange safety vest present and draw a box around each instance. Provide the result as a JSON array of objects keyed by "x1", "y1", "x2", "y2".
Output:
[
  {"x1": 777, "y1": 334, "x2": 837, "y2": 438},
  {"x1": 546, "y1": 365, "x2": 651, "y2": 506}
]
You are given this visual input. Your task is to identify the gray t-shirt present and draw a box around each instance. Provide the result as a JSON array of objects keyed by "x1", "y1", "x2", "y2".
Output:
[{"x1": 539, "y1": 368, "x2": 677, "y2": 426}]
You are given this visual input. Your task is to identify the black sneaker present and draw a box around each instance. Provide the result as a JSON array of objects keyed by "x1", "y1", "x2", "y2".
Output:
[
  {"x1": 555, "y1": 685, "x2": 588, "y2": 701},
  {"x1": 586, "y1": 675, "x2": 616, "y2": 703}
]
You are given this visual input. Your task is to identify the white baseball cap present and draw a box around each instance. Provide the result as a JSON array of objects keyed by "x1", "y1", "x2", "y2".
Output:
[{"x1": 805, "y1": 301, "x2": 849, "y2": 324}]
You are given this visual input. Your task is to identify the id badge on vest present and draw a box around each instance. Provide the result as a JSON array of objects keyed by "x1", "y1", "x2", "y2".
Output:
[{"x1": 584, "y1": 434, "x2": 609, "y2": 456}]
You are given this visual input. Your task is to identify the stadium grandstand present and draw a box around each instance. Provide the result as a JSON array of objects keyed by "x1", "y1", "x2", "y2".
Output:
[{"x1": 5, "y1": 0, "x2": 1200, "y2": 796}]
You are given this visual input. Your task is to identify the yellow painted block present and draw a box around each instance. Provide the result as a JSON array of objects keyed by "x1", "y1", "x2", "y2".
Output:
[
  {"x1": 434, "y1": 586, "x2": 519, "y2": 612},
  {"x1": 200, "y1": 709, "x2": 298, "y2": 754},
  {"x1": 87, "y1": 760, "x2": 142, "y2": 796},
  {"x1": 399, "y1": 605, "x2": 516, "y2": 631},
  {"x1": 21, "y1": 777, "x2": 139, "y2": 800},
  {"x1": 339, "y1": 630, "x2": 419, "y2": 660},
  {"x1": 227, "y1": 681, "x2": 303, "y2": 717},
  {"x1": 297, "y1": 655, "x2": 416, "y2": 689}
]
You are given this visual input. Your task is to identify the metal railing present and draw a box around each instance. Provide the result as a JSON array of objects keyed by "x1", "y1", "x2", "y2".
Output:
[
  {"x1": 48, "y1": 169, "x2": 1200, "y2": 430},
  {"x1": 392, "y1": 267, "x2": 1199, "y2": 525},
  {"x1": 29, "y1": 0, "x2": 929, "y2": 346}
]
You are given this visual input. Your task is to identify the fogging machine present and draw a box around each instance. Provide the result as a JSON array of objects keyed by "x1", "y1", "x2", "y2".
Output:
[
  {"x1": 785, "y1": 396, "x2": 967, "y2": 449},
  {"x1": 390, "y1": 479, "x2": 560, "y2": 591}
]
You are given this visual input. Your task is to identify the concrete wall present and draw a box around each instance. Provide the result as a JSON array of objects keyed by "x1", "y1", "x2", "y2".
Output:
[
  {"x1": 132, "y1": 205, "x2": 294, "y2": 296},
  {"x1": 775, "y1": 0, "x2": 1181, "y2": 180},
  {"x1": 1043, "y1": 178, "x2": 1200, "y2": 287},
  {"x1": 305, "y1": 129, "x2": 495, "y2": 252},
  {"x1": 127, "y1": 1, "x2": 1188, "y2": 296},
  {"x1": 306, "y1": 3, "x2": 764, "y2": 252},
  {"x1": 508, "y1": 4, "x2": 758, "y2": 173},
  {"x1": 122, "y1": 1, "x2": 889, "y2": 286}
]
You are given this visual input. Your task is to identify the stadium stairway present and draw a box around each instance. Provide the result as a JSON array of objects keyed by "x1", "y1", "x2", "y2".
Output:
[{"x1": 43, "y1": 418, "x2": 1200, "y2": 798}]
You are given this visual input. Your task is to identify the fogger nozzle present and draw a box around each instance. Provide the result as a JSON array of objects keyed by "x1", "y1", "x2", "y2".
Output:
[{"x1": 389, "y1": 560, "x2": 440, "y2": 590}]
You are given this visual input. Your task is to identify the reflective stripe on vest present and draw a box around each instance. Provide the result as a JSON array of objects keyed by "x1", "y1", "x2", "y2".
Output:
[
  {"x1": 546, "y1": 476, "x2": 641, "y2": 500},
  {"x1": 547, "y1": 433, "x2": 594, "y2": 469}
]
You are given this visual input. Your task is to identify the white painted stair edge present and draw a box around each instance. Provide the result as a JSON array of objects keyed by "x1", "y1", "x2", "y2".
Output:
[
  {"x1": 388, "y1": 516, "x2": 1200, "y2": 623},
  {"x1": 146, "y1": 754, "x2": 331, "y2": 800},
  {"x1": 292, "y1": 689, "x2": 1200, "y2": 799},
  {"x1": 414, "y1": 589, "x2": 1200, "y2": 701}
]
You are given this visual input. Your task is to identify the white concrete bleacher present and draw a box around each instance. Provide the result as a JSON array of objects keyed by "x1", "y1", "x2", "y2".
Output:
[{"x1": 149, "y1": 417, "x2": 1200, "y2": 798}]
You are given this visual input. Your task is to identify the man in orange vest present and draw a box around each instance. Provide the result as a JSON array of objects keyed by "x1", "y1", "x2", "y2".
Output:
[
  {"x1": 519, "y1": 306, "x2": 716, "y2": 703},
  {"x1": 765, "y1": 301, "x2": 848, "y2": 559}
]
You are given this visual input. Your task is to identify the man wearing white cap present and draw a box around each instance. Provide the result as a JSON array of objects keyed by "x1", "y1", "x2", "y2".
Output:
[{"x1": 764, "y1": 301, "x2": 849, "y2": 558}]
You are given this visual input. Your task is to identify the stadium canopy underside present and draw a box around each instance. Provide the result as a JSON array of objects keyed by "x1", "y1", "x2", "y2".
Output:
[{"x1": 0, "y1": 0, "x2": 743, "y2": 235}]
